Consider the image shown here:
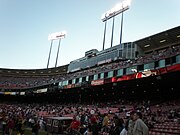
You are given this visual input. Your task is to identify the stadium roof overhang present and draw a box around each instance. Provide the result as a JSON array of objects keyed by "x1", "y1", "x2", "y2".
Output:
[{"x1": 134, "y1": 26, "x2": 180, "y2": 53}]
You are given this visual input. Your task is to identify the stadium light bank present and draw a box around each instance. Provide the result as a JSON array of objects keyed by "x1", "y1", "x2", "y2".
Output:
[
  {"x1": 47, "y1": 31, "x2": 67, "y2": 68},
  {"x1": 101, "y1": 0, "x2": 131, "y2": 50}
]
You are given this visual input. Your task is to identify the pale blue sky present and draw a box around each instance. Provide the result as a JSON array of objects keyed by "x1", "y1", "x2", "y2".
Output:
[{"x1": 0, "y1": 0, "x2": 180, "y2": 69}]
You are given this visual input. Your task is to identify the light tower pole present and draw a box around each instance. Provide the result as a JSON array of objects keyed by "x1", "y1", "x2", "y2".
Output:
[
  {"x1": 47, "y1": 40, "x2": 53, "y2": 68},
  {"x1": 102, "y1": 20, "x2": 107, "y2": 50},
  {"x1": 55, "y1": 38, "x2": 61, "y2": 67},
  {"x1": 47, "y1": 31, "x2": 66, "y2": 68},
  {"x1": 101, "y1": 0, "x2": 131, "y2": 50},
  {"x1": 119, "y1": 9, "x2": 124, "y2": 48},
  {"x1": 111, "y1": 16, "x2": 115, "y2": 48}
]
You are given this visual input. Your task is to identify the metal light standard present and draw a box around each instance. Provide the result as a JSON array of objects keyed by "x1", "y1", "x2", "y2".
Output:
[
  {"x1": 54, "y1": 31, "x2": 66, "y2": 67},
  {"x1": 47, "y1": 31, "x2": 67, "y2": 68},
  {"x1": 102, "y1": 19, "x2": 107, "y2": 50},
  {"x1": 101, "y1": 0, "x2": 131, "y2": 50},
  {"x1": 55, "y1": 38, "x2": 61, "y2": 67},
  {"x1": 119, "y1": 0, "x2": 131, "y2": 48},
  {"x1": 47, "y1": 40, "x2": 53, "y2": 68},
  {"x1": 119, "y1": 8, "x2": 124, "y2": 48},
  {"x1": 111, "y1": 16, "x2": 115, "y2": 48}
]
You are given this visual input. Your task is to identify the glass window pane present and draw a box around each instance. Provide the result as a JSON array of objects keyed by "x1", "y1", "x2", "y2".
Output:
[
  {"x1": 159, "y1": 59, "x2": 165, "y2": 68},
  {"x1": 117, "y1": 69, "x2": 123, "y2": 76},
  {"x1": 62, "y1": 80, "x2": 68, "y2": 86},
  {"x1": 100, "y1": 73, "x2": 104, "y2": 79},
  {"x1": 86, "y1": 76, "x2": 89, "y2": 81},
  {"x1": 79, "y1": 77, "x2": 82, "y2": 83},
  {"x1": 93, "y1": 74, "x2": 98, "y2": 80},
  {"x1": 72, "y1": 79, "x2": 76, "y2": 84},
  {"x1": 144, "y1": 62, "x2": 155, "y2": 70},
  {"x1": 176, "y1": 55, "x2": 180, "y2": 63},
  {"x1": 108, "y1": 71, "x2": 113, "y2": 78}
]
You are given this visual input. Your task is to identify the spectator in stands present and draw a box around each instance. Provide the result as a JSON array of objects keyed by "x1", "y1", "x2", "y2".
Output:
[
  {"x1": 132, "y1": 112, "x2": 149, "y2": 135},
  {"x1": 28, "y1": 117, "x2": 35, "y2": 128},
  {"x1": 17, "y1": 116, "x2": 25, "y2": 135},
  {"x1": 69, "y1": 115, "x2": 81, "y2": 131},
  {"x1": 90, "y1": 115, "x2": 100, "y2": 135},
  {"x1": 109, "y1": 115, "x2": 124, "y2": 135},
  {"x1": 83, "y1": 124, "x2": 93, "y2": 135},
  {"x1": 2, "y1": 116, "x2": 7, "y2": 135},
  {"x1": 7, "y1": 116, "x2": 15, "y2": 135},
  {"x1": 32, "y1": 119, "x2": 40, "y2": 135},
  {"x1": 101, "y1": 113, "x2": 111, "y2": 134},
  {"x1": 127, "y1": 111, "x2": 135, "y2": 135},
  {"x1": 120, "y1": 119, "x2": 129, "y2": 135},
  {"x1": 102, "y1": 113, "x2": 109, "y2": 127}
]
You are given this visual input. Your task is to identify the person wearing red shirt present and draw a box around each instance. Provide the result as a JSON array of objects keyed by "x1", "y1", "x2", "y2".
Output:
[{"x1": 70, "y1": 116, "x2": 81, "y2": 131}]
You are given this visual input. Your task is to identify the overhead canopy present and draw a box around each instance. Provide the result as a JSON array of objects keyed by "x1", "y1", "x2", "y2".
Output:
[{"x1": 134, "y1": 26, "x2": 180, "y2": 53}]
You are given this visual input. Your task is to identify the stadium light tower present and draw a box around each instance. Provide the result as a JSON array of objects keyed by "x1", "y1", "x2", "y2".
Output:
[
  {"x1": 101, "y1": 0, "x2": 131, "y2": 50},
  {"x1": 47, "y1": 31, "x2": 67, "y2": 68}
]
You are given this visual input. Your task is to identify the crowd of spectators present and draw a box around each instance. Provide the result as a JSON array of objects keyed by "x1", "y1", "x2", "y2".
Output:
[{"x1": 0, "y1": 99, "x2": 179, "y2": 134}]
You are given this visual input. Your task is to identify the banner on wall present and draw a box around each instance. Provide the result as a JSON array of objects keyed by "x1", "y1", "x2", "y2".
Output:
[{"x1": 91, "y1": 79, "x2": 104, "y2": 86}]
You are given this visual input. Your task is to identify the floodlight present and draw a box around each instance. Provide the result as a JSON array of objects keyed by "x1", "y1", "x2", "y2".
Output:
[
  {"x1": 114, "y1": 3, "x2": 122, "y2": 12},
  {"x1": 101, "y1": 0, "x2": 131, "y2": 22},
  {"x1": 48, "y1": 31, "x2": 67, "y2": 41},
  {"x1": 122, "y1": 0, "x2": 132, "y2": 8}
]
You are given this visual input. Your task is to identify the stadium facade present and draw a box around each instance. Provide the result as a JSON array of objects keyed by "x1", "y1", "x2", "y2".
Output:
[{"x1": 0, "y1": 26, "x2": 179, "y2": 102}]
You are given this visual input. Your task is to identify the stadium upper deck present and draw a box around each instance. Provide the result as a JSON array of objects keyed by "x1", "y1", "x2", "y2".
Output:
[
  {"x1": 68, "y1": 26, "x2": 180, "y2": 72},
  {"x1": 135, "y1": 26, "x2": 180, "y2": 53}
]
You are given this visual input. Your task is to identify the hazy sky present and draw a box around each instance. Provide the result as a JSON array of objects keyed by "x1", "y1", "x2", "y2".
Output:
[{"x1": 0, "y1": 0, "x2": 180, "y2": 69}]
